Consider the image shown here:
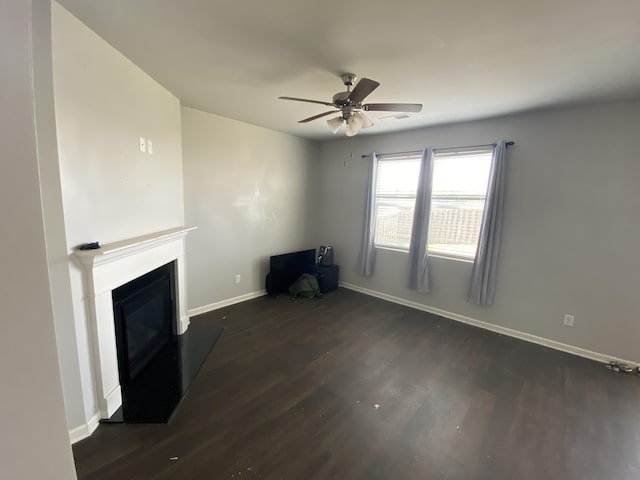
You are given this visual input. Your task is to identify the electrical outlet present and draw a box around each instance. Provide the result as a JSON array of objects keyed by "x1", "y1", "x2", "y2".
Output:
[
  {"x1": 563, "y1": 314, "x2": 575, "y2": 327},
  {"x1": 235, "y1": 274, "x2": 241, "y2": 284},
  {"x1": 139, "y1": 137, "x2": 146, "y2": 153}
]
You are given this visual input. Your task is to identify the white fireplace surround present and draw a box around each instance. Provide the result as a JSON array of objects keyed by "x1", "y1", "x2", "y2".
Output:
[{"x1": 73, "y1": 226, "x2": 196, "y2": 419}]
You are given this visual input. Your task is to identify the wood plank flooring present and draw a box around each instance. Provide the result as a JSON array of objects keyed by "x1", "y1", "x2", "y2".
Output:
[{"x1": 73, "y1": 288, "x2": 640, "y2": 479}]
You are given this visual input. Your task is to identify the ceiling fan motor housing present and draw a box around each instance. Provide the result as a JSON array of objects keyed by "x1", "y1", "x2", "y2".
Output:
[{"x1": 333, "y1": 91, "x2": 352, "y2": 106}]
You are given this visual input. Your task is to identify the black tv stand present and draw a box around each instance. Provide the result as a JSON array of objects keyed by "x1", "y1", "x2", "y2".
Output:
[{"x1": 265, "y1": 249, "x2": 339, "y2": 295}]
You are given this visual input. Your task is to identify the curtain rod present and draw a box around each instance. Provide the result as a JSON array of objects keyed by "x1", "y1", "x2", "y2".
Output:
[{"x1": 360, "y1": 141, "x2": 515, "y2": 158}]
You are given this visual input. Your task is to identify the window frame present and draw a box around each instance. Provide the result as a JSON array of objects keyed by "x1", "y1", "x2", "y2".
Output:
[
  {"x1": 372, "y1": 153, "x2": 423, "y2": 251},
  {"x1": 370, "y1": 145, "x2": 494, "y2": 261},
  {"x1": 427, "y1": 146, "x2": 494, "y2": 260}
]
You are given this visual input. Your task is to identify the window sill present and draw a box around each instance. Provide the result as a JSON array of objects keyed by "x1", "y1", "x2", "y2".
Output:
[
  {"x1": 375, "y1": 245, "x2": 409, "y2": 254},
  {"x1": 428, "y1": 252, "x2": 475, "y2": 264},
  {"x1": 374, "y1": 246, "x2": 475, "y2": 264}
]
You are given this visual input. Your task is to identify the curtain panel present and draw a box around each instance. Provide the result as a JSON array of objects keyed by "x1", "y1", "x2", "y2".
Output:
[
  {"x1": 468, "y1": 141, "x2": 507, "y2": 305},
  {"x1": 408, "y1": 148, "x2": 434, "y2": 293},
  {"x1": 357, "y1": 153, "x2": 378, "y2": 276}
]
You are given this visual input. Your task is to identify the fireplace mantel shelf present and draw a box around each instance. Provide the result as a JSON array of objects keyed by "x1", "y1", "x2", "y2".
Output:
[{"x1": 73, "y1": 226, "x2": 196, "y2": 268}]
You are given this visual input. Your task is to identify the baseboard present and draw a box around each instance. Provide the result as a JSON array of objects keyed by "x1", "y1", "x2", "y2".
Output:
[
  {"x1": 188, "y1": 290, "x2": 267, "y2": 317},
  {"x1": 340, "y1": 282, "x2": 639, "y2": 368},
  {"x1": 69, "y1": 412, "x2": 100, "y2": 445}
]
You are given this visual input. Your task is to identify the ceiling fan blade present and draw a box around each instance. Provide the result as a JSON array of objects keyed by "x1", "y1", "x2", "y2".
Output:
[
  {"x1": 279, "y1": 96, "x2": 334, "y2": 107},
  {"x1": 299, "y1": 110, "x2": 339, "y2": 123},
  {"x1": 363, "y1": 103, "x2": 422, "y2": 113},
  {"x1": 348, "y1": 78, "x2": 380, "y2": 103}
]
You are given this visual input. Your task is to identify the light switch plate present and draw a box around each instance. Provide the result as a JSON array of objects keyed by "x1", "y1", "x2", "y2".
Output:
[{"x1": 139, "y1": 137, "x2": 146, "y2": 153}]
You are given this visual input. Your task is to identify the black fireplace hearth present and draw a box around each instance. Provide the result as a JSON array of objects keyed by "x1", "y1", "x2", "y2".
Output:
[{"x1": 107, "y1": 262, "x2": 222, "y2": 423}]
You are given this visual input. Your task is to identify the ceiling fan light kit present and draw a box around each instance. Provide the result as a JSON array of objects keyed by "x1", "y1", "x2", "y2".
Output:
[
  {"x1": 327, "y1": 116, "x2": 343, "y2": 134},
  {"x1": 327, "y1": 111, "x2": 374, "y2": 136},
  {"x1": 279, "y1": 73, "x2": 422, "y2": 136},
  {"x1": 345, "y1": 113, "x2": 363, "y2": 137}
]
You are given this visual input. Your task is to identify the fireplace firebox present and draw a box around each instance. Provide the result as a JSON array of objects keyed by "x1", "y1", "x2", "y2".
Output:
[
  {"x1": 110, "y1": 261, "x2": 182, "y2": 422},
  {"x1": 112, "y1": 262, "x2": 176, "y2": 384}
]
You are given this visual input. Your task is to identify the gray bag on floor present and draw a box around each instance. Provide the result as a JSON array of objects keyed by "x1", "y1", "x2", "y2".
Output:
[{"x1": 289, "y1": 273, "x2": 321, "y2": 298}]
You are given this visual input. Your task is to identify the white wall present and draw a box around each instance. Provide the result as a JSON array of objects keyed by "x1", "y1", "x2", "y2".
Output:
[
  {"x1": 0, "y1": 0, "x2": 77, "y2": 477},
  {"x1": 181, "y1": 107, "x2": 319, "y2": 310},
  {"x1": 51, "y1": 2, "x2": 185, "y2": 436},
  {"x1": 53, "y1": 3, "x2": 184, "y2": 246},
  {"x1": 316, "y1": 101, "x2": 640, "y2": 363}
]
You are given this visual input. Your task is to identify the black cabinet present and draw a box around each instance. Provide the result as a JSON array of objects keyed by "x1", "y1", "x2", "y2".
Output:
[{"x1": 313, "y1": 265, "x2": 339, "y2": 293}]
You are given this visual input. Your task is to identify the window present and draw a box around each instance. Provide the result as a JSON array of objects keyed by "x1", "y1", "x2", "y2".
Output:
[
  {"x1": 372, "y1": 146, "x2": 493, "y2": 259},
  {"x1": 428, "y1": 147, "x2": 493, "y2": 259},
  {"x1": 373, "y1": 154, "x2": 422, "y2": 249}
]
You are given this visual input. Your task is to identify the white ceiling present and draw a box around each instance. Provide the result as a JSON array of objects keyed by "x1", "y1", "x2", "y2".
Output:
[{"x1": 57, "y1": 0, "x2": 640, "y2": 141}]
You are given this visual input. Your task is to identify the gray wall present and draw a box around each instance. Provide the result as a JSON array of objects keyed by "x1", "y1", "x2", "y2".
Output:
[
  {"x1": 181, "y1": 107, "x2": 320, "y2": 310},
  {"x1": 0, "y1": 0, "x2": 77, "y2": 477},
  {"x1": 51, "y1": 2, "x2": 185, "y2": 435},
  {"x1": 316, "y1": 101, "x2": 640, "y2": 363}
]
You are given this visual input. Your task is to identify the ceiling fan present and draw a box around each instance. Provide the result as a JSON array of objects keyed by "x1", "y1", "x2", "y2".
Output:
[{"x1": 279, "y1": 73, "x2": 422, "y2": 136}]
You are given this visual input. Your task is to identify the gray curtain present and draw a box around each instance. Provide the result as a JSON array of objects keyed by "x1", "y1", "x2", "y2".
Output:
[
  {"x1": 357, "y1": 153, "x2": 378, "y2": 276},
  {"x1": 408, "y1": 148, "x2": 434, "y2": 293},
  {"x1": 468, "y1": 141, "x2": 507, "y2": 305}
]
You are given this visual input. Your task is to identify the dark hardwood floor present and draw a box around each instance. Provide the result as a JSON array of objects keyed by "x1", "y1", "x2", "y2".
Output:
[{"x1": 73, "y1": 288, "x2": 640, "y2": 479}]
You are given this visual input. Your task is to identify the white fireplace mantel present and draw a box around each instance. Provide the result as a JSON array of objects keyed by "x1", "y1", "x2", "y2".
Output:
[{"x1": 72, "y1": 226, "x2": 196, "y2": 419}]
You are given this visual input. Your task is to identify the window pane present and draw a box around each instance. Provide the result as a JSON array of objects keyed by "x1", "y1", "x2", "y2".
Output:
[
  {"x1": 376, "y1": 159, "x2": 421, "y2": 195},
  {"x1": 428, "y1": 148, "x2": 493, "y2": 259},
  {"x1": 429, "y1": 196, "x2": 486, "y2": 258},
  {"x1": 373, "y1": 157, "x2": 421, "y2": 249},
  {"x1": 431, "y1": 151, "x2": 492, "y2": 195},
  {"x1": 375, "y1": 197, "x2": 417, "y2": 249}
]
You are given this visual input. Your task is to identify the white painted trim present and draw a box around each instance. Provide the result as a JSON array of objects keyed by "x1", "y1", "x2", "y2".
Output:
[
  {"x1": 180, "y1": 314, "x2": 190, "y2": 333},
  {"x1": 69, "y1": 412, "x2": 100, "y2": 445},
  {"x1": 340, "y1": 282, "x2": 639, "y2": 368},
  {"x1": 104, "y1": 385, "x2": 122, "y2": 418},
  {"x1": 72, "y1": 226, "x2": 197, "y2": 269},
  {"x1": 188, "y1": 290, "x2": 267, "y2": 317},
  {"x1": 73, "y1": 227, "x2": 194, "y2": 420}
]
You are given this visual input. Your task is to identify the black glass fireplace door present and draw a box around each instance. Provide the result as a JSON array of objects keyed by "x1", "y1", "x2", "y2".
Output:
[{"x1": 112, "y1": 263, "x2": 180, "y2": 423}]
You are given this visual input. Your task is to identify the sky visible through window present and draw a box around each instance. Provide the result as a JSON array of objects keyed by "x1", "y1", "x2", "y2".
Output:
[
  {"x1": 375, "y1": 159, "x2": 420, "y2": 195},
  {"x1": 432, "y1": 152, "x2": 492, "y2": 196}
]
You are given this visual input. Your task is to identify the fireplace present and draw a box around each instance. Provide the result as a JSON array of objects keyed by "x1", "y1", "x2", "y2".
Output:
[
  {"x1": 74, "y1": 227, "x2": 223, "y2": 426},
  {"x1": 73, "y1": 227, "x2": 195, "y2": 419},
  {"x1": 113, "y1": 262, "x2": 176, "y2": 384}
]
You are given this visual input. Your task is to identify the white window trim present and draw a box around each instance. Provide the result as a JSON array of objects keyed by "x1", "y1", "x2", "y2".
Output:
[
  {"x1": 372, "y1": 154, "x2": 422, "y2": 251},
  {"x1": 375, "y1": 243, "x2": 474, "y2": 261},
  {"x1": 428, "y1": 249, "x2": 476, "y2": 263},
  {"x1": 370, "y1": 144, "x2": 493, "y2": 261}
]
